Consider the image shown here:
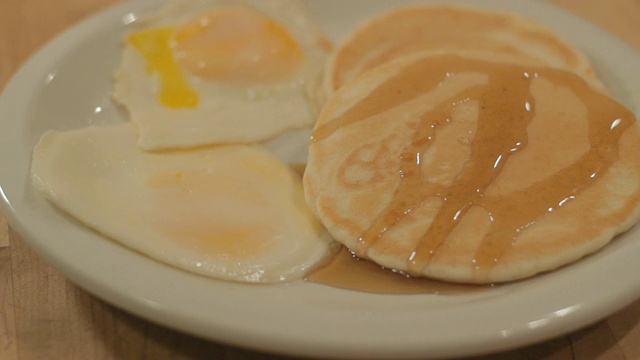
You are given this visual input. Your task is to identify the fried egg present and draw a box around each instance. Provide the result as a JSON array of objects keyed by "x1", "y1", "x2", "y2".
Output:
[
  {"x1": 113, "y1": 0, "x2": 331, "y2": 151},
  {"x1": 31, "y1": 123, "x2": 335, "y2": 283}
]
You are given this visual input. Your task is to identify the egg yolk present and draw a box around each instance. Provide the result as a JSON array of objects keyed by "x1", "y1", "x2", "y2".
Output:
[
  {"x1": 144, "y1": 157, "x2": 299, "y2": 259},
  {"x1": 127, "y1": 7, "x2": 304, "y2": 108},
  {"x1": 128, "y1": 27, "x2": 199, "y2": 108},
  {"x1": 172, "y1": 7, "x2": 304, "y2": 83}
]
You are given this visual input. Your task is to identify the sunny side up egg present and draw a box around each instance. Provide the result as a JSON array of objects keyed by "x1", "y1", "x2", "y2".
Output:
[
  {"x1": 113, "y1": 0, "x2": 331, "y2": 151},
  {"x1": 31, "y1": 123, "x2": 335, "y2": 283}
]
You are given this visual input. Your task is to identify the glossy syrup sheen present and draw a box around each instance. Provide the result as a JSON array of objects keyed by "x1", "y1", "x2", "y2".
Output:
[
  {"x1": 306, "y1": 246, "x2": 492, "y2": 294},
  {"x1": 310, "y1": 54, "x2": 636, "y2": 283}
]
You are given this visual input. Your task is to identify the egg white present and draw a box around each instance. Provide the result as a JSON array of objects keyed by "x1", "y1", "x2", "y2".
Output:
[
  {"x1": 113, "y1": 0, "x2": 330, "y2": 151},
  {"x1": 31, "y1": 123, "x2": 335, "y2": 283}
]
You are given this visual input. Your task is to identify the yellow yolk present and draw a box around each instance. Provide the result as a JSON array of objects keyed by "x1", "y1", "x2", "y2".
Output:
[
  {"x1": 172, "y1": 7, "x2": 304, "y2": 82},
  {"x1": 126, "y1": 7, "x2": 304, "y2": 108},
  {"x1": 168, "y1": 223, "x2": 279, "y2": 258},
  {"x1": 143, "y1": 157, "x2": 300, "y2": 259},
  {"x1": 128, "y1": 27, "x2": 199, "y2": 108}
]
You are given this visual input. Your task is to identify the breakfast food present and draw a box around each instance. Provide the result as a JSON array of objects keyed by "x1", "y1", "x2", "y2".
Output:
[
  {"x1": 31, "y1": 124, "x2": 334, "y2": 283},
  {"x1": 304, "y1": 50, "x2": 640, "y2": 284},
  {"x1": 113, "y1": 0, "x2": 330, "y2": 150},
  {"x1": 31, "y1": 0, "x2": 336, "y2": 285},
  {"x1": 29, "y1": 1, "x2": 640, "y2": 289},
  {"x1": 317, "y1": 4, "x2": 604, "y2": 106}
]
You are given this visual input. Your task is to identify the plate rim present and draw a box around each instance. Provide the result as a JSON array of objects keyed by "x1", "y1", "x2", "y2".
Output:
[{"x1": 2, "y1": 0, "x2": 640, "y2": 359}]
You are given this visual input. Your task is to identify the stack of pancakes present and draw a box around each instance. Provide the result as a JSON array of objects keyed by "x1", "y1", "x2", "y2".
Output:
[{"x1": 303, "y1": 4, "x2": 640, "y2": 284}]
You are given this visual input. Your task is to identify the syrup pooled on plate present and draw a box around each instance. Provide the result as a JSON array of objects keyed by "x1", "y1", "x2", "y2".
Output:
[{"x1": 306, "y1": 246, "x2": 492, "y2": 294}]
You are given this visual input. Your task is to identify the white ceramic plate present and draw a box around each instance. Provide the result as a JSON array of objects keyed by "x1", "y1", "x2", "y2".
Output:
[{"x1": 1, "y1": 0, "x2": 640, "y2": 358}]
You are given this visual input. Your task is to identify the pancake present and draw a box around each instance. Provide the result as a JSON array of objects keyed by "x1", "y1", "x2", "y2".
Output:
[
  {"x1": 304, "y1": 51, "x2": 640, "y2": 284},
  {"x1": 318, "y1": 4, "x2": 604, "y2": 106}
]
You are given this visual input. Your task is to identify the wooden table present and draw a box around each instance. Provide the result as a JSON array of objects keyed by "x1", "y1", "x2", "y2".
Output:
[{"x1": 1, "y1": 0, "x2": 639, "y2": 359}]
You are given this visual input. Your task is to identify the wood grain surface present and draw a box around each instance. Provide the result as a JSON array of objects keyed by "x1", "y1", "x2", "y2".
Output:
[{"x1": 1, "y1": 0, "x2": 640, "y2": 359}]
